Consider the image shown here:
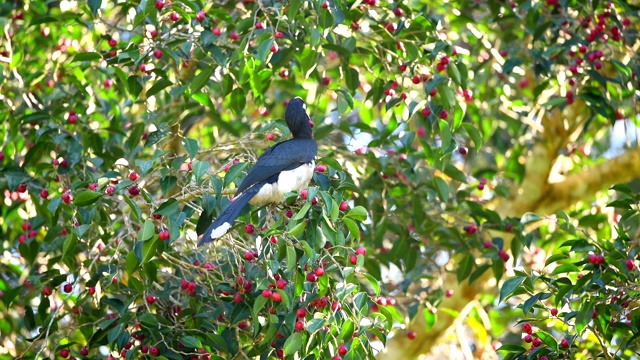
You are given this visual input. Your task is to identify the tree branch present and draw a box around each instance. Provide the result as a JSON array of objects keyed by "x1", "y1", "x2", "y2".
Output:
[{"x1": 535, "y1": 146, "x2": 640, "y2": 215}]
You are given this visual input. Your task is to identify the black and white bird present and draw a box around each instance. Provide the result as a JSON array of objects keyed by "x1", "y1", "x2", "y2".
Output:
[{"x1": 198, "y1": 97, "x2": 318, "y2": 246}]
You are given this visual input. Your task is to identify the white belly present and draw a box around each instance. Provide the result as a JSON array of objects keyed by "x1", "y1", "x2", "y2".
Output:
[{"x1": 249, "y1": 161, "x2": 315, "y2": 205}]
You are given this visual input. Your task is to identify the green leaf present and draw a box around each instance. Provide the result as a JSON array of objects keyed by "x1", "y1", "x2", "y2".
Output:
[
  {"x1": 141, "y1": 237, "x2": 159, "y2": 264},
  {"x1": 155, "y1": 199, "x2": 179, "y2": 216},
  {"x1": 544, "y1": 254, "x2": 567, "y2": 267},
  {"x1": 73, "y1": 191, "x2": 103, "y2": 207},
  {"x1": 283, "y1": 332, "x2": 302, "y2": 355},
  {"x1": 88, "y1": 0, "x2": 102, "y2": 15},
  {"x1": 287, "y1": 245, "x2": 296, "y2": 272},
  {"x1": 192, "y1": 92, "x2": 213, "y2": 107},
  {"x1": 457, "y1": 255, "x2": 474, "y2": 282},
  {"x1": 439, "y1": 119, "x2": 451, "y2": 149},
  {"x1": 461, "y1": 123, "x2": 483, "y2": 150},
  {"x1": 138, "y1": 220, "x2": 156, "y2": 242},
  {"x1": 343, "y1": 217, "x2": 360, "y2": 242},
  {"x1": 126, "y1": 250, "x2": 139, "y2": 276},
  {"x1": 520, "y1": 212, "x2": 542, "y2": 225},
  {"x1": 147, "y1": 78, "x2": 173, "y2": 97},
  {"x1": 306, "y1": 318, "x2": 325, "y2": 333},
  {"x1": 180, "y1": 336, "x2": 202, "y2": 349},
  {"x1": 72, "y1": 52, "x2": 102, "y2": 62},
  {"x1": 500, "y1": 276, "x2": 525, "y2": 303},
  {"x1": 433, "y1": 177, "x2": 449, "y2": 202},
  {"x1": 423, "y1": 307, "x2": 437, "y2": 331},
  {"x1": 345, "y1": 206, "x2": 367, "y2": 221},
  {"x1": 183, "y1": 138, "x2": 199, "y2": 159},
  {"x1": 228, "y1": 88, "x2": 246, "y2": 115},
  {"x1": 224, "y1": 163, "x2": 248, "y2": 187},
  {"x1": 190, "y1": 67, "x2": 214, "y2": 93}
]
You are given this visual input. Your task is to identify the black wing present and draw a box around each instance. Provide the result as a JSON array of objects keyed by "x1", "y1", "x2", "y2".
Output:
[{"x1": 235, "y1": 138, "x2": 317, "y2": 195}]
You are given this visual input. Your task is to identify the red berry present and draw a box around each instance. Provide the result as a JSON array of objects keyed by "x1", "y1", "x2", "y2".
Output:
[
  {"x1": 128, "y1": 185, "x2": 140, "y2": 196},
  {"x1": 286, "y1": 209, "x2": 294, "y2": 218},
  {"x1": 407, "y1": 331, "x2": 416, "y2": 340},
  {"x1": 88, "y1": 287, "x2": 95, "y2": 295},
  {"x1": 245, "y1": 224, "x2": 255, "y2": 234},
  {"x1": 262, "y1": 289, "x2": 272, "y2": 298},
  {"x1": 255, "y1": 22, "x2": 265, "y2": 29},
  {"x1": 458, "y1": 146, "x2": 468, "y2": 155},
  {"x1": 17, "y1": 183, "x2": 27, "y2": 193},
  {"x1": 524, "y1": 334, "x2": 533, "y2": 343},
  {"x1": 63, "y1": 283, "x2": 73, "y2": 293},
  {"x1": 306, "y1": 272, "x2": 317, "y2": 282},
  {"x1": 105, "y1": 185, "x2": 115, "y2": 195},
  {"x1": 522, "y1": 322, "x2": 533, "y2": 335},
  {"x1": 322, "y1": 77, "x2": 331, "y2": 85},
  {"x1": 42, "y1": 286, "x2": 52, "y2": 296},
  {"x1": 296, "y1": 308, "x2": 307, "y2": 318},
  {"x1": 170, "y1": 12, "x2": 179, "y2": 21},
  {"x1": 40, "y1": 189, "x2": 49, "y2": 199},
  {"x1": 314, "y1": 267, "x2": 325, "y2": 277},
  {"x1": 300, "y1": 189, "x2": 308, "y2": 200},
  {"x1": 60, "y1": 349, "x2": 70, "y2": 358},
  {"x1": 271, "y1": 292, "x2": 282, "y2": 302},
  {"x1": 244, "y1": 251, "x2": 254, "y2": 261},
  {"x1": 212, "y1": 28, "x2": 222, "y2": 36},
  {"x1": 439, "y1": 109, "x2": 449, "y2": 119},
  {"x1": 129, "y1": 171, "x2": 139, "y2": 181},
  {"x1": 196, "y1": 10, "x2": 205, "y2": 22},
  {"x1": 349, "y1": 255, "x2": 357, "y2": 265},
  {"x1": 532, "y1": 337, "x2": 542, "y2": 347},
  {"x1": 421, "y1": 108, "x2": 432, "y2": 117},
  {"x1": 62, "y1": 192, "x2": 73, "y2": 203},
  {"x1": 150, "y1": 346, "x2": 160, "y2": 355},
  {"x1": 322, "y1": 1, "x2": 329, "y2": 9},
  {"x1": 155, "y1": 0, "x2": 164, "y2": 10},
  {"x1": 275, "y1": 31, "x2": 284, "y2": 38},
  {"x1": 230, "y1": 31, "x2": 239, "y2": 41},
  {"x1": 294, "y1": 321, "x2": 304, "y2": 332},
  {"x1": 80, "y1": 347, "x2": 89, "y2": 356},
  {"x1": 355, "y1": 246, "x2": 366, "y2": 256},
  {"x1": 465, "y1": 224, "x2": 477, "y2": 235},
  {"x1": 108, "y1": 38, "x2": 117, "y2": 47},
  {"x1": 339, "y1": 201, "x2": 348, "y2": 212},
  {"x1": 626, "y1": 259, "x2": 635, "y2": 270},
  {"x1": 445, "y1": 289, "x2": 453, "y2": 297},
  {"x1": 271, "y1": 43, "x2": 279, "y2": 53},
  {"x1": 338, "y1": 345, "x2": 348, "y2": 355},
  {"x1": 550, "y1": 308, "x2": 558, "y2": 316},
  {"x1": 146, "y1": 295, "x2": 156, "y2": 304},
  {"x1": 267, "y1": 133, "x2": 275, "y2": 141},
  {"x1": 561, "y1": 338, "x2": 569, "y2": 348},
  {"x1": 153, "y1": 49, "x2": 163, "y2": 59}
]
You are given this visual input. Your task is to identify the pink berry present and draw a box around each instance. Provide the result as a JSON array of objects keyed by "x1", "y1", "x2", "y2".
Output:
[
  {"x1": 262, "y1": 289, "x2": 272, "y2": 298},
  {"x1": 271, "y1": 292, "x2": 282, "y2": 302},
  {"x1": 339, "y1": 201, "x2": 348, "y2": 212},
  {"x1": 196, "y1": 10, "x2": 205, "y2": 22},
  {"x1": 522, "y1": 322, "x2": 532, "y2": 334},
  {"x1": 212, "y1": 28, "x2": 222, "y2": 36},
  {"x1": 561, "y1": 338, "x2": 569, "y2": 348},
  {"x1": 153, "y1": 49, "x2": 163, "y2": 59},
  {"x1": 316, "y1": 164, "x2": 326, "y2": 173},
  {"x1": 407, "y1": 331, "x2": 416, "y2": 340},
  {"x1": 626, "y1": 259, "x2": 635, "y2": 270}
]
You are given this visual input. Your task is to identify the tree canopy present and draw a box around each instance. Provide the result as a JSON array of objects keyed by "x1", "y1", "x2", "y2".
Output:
[{"x1": 1, "y1": 0, "x2": 639, "y2": 359}]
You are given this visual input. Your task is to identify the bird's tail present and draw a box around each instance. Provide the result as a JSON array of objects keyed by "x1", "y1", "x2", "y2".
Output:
[{"x1": 198, "y1": 188, "x2": 258, "y2": 247}]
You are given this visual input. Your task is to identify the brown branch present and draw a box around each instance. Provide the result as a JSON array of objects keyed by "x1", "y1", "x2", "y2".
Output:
[{"x1": 535, "y1": 146, "x2": 640, "y2": 215}]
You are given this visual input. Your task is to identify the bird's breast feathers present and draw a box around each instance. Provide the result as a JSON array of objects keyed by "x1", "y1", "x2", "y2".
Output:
[{"x1": 249, "y1": 161, "x2": 315, "y2": 205}]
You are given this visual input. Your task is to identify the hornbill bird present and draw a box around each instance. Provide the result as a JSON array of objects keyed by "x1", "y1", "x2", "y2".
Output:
[{"x1": 198, "y1": 97, "x2": 317, "y2": 246}]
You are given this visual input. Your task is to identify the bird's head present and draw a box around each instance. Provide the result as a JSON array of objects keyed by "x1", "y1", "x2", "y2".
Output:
[{"x1": 285, "y1": 97, "x2": 313, "y2": 139}]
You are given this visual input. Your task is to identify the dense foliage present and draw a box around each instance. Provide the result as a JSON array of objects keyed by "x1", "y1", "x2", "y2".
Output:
[{"x1": 1, "y1": 0, "x2": 639, "y2": 359}]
